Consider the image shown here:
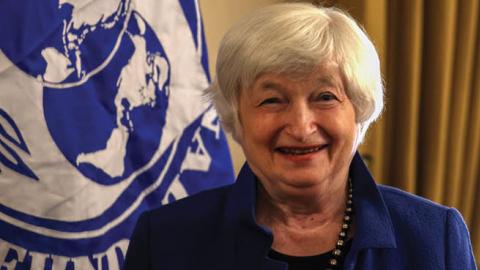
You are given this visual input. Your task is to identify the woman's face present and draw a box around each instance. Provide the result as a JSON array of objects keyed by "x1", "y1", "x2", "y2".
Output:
[{"x1": 237, "y1": 63, "x2": 358, "y2": 199}]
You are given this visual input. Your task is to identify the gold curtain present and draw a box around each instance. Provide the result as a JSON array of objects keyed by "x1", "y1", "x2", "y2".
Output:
[{"x1": 308, "y1": 0, "x2": 480, "y2": 263}]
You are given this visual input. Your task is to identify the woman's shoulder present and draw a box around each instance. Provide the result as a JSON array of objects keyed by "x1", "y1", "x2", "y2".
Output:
[
  {"x1": 124, "y1": 183, "x2": 238, "y2": 268},
  {"x1": 374, "y1": 184, "x2": 476, "y2": 269},
  {"x1": 129, "y1": 183, "x2": 236, "y2": 254},
  {"x1": 145, "y1": 183, "x2": 235, "y2": 227},
  {"x1": 376, "y1": 184, "x2": 465, "y2": 227},
  {"x1": 377, "y1": 184, "x2": 448, "y2": 212}
]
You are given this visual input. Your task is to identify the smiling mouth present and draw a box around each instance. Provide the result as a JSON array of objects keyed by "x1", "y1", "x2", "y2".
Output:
[{"x1": 276, "y1": 145, "x2": 328, "y2": 155}]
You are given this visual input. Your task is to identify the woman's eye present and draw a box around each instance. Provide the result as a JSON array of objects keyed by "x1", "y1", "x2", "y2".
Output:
[
  {"x1": 315, "y1": 92, "x2": 338, "y2": 102},
  {"x1": 259, "y1": 97, "x2": 282, "y2": 106}
]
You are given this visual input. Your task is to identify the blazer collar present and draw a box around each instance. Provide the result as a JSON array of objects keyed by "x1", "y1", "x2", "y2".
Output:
[
  {"x1": 225, "y1": 161, "x2": 259, "y2": 227},
  {"x1": 224, "y1": 162, "x2": 286, "y2": 269},
  {"x1": 348, "y1": 152, "x2": 397, "y2": 249}
]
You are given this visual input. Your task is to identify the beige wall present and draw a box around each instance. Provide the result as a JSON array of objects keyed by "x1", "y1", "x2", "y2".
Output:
[{"x1": 199, "y1": 0, "x2": 278, "y2": 175}]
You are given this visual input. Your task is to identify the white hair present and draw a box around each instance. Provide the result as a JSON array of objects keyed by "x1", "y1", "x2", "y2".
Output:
[{"x1": 205, "y1": 3, "x2": 384, "y2": 144}]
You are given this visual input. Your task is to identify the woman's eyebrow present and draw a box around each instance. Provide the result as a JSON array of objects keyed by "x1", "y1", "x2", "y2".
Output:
[
  {"x1": 316, "y1": 76, "x2": 338, "y2": 87},
  {"x1": 256, "y1": 74, "x2": 340, "y2": 91},
  {"x1": 258, "y1": 81, "x2": 285, "y2": 91}
]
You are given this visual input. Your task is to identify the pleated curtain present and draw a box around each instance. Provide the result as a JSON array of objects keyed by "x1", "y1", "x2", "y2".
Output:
[{"x1": 316, "y1": 0, "x2": 480, "y2": 262}]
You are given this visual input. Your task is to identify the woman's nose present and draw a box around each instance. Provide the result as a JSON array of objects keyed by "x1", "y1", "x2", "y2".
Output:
[{"x1": 284, "y1": 103, "x2": 317, "y2": 141}]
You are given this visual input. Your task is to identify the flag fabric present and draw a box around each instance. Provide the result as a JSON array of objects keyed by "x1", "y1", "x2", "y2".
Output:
[{"x1": 0, "y1": 0, "x2": 235, "y2": 269}]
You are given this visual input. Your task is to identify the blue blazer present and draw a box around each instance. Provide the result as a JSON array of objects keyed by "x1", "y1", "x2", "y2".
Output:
[{"x1": 124, "y1": 153, "x2": 477, "y2": 269}]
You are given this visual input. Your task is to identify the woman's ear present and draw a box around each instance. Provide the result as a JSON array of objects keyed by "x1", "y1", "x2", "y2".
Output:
[
  {"x1": 353, "y1": 122, "x2": 364, "y2": 151},
  {"x1": 231, "y1": 119, "x2": 243, "y2": 146}
]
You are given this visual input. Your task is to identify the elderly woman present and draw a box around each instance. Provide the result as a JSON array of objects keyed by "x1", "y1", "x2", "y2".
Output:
[{"x1": 124, "y1": 3, "x2": 476, "y2": 270}]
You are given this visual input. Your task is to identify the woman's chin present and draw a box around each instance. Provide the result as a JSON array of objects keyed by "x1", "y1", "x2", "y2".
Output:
[{"x1": 275, "y1": 171, "x2": 331, "y2": 191}]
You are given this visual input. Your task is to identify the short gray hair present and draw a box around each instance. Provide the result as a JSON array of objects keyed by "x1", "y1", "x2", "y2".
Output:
[{"x1": 205, "y1": 3, "x2": 384, "y2": 144}]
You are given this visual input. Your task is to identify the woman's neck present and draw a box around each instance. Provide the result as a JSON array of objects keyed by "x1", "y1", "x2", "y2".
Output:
[
  {"x1": 256, "y1": 181, "x2": 347, "y2": 227},
  {"x1": 255, "y1": 175, "x2": 350, "y2": 256}
]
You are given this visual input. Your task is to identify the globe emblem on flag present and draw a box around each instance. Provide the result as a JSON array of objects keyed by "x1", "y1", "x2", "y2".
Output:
[{"x1": 42, "y1": 8, "x2": 171, "y2": 186}]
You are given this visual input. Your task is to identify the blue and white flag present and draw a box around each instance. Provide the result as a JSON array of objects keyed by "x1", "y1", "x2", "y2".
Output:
[{"x1": 0, "y1": 0, "x2": 234, "y2": 269}]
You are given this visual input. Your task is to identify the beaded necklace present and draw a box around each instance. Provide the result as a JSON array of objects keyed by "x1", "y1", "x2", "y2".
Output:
[{"x1": 325, "y1": 178, "x2": 354, "y2": 270}]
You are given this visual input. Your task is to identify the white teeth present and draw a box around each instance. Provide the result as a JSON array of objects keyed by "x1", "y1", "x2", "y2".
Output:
[{"x1": 278, "y1": 146, "x2": 324, "y2": 155}]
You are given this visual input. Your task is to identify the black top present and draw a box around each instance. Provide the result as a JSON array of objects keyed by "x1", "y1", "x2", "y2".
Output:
[{"x1": 268, "y1": 240, "x2": 353, "y2": 270}]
